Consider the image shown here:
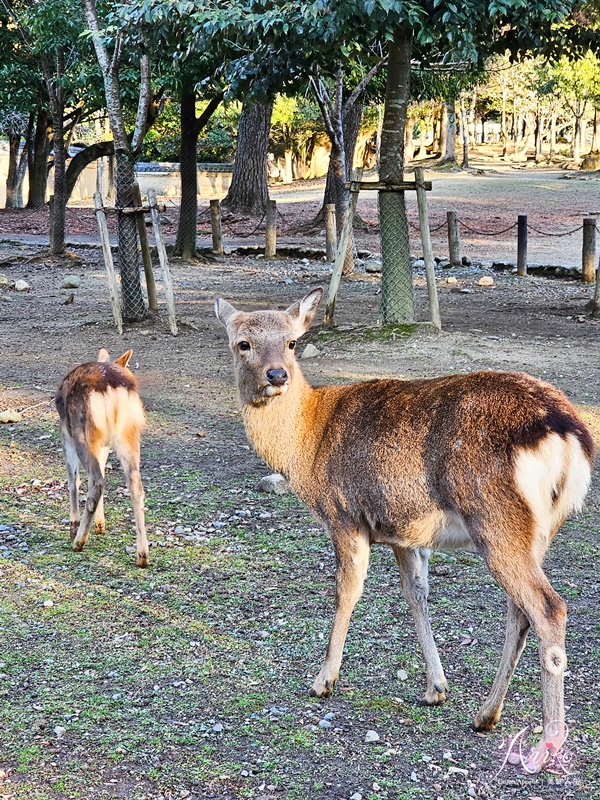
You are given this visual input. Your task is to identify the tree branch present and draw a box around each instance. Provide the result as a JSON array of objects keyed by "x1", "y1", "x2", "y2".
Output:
[
  {"x1": 131, "y1": 51, "x2": 151, "y2": 153},
  {"x1": 343, "y1": 56, "x2": 387, "y2": 118},
  {"x1": 193, "y1": 92, "x2": 225, "y2": 138}
]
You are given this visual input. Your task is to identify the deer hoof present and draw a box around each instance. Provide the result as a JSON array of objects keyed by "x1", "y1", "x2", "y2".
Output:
[
  {"x1": 94, "y1": 522, "x2": 106, "y2": 534},
  {"x1": 137, "y1": 552, "x2": 149, "y2": 568},
  {"x1": 472, "y1": 710, "x2": 500, "y2": 731},
  {"x1": 309, "y1": 675, "x2": 336, "y2": 698}
]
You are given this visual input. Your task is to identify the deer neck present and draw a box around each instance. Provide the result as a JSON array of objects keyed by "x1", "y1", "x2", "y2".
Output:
[{"x1": 242, "y1": 371, "x2": 316, "y2": 478}]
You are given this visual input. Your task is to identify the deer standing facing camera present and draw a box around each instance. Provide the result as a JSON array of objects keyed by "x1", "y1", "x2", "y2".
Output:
[
  {"x1": 215, "y1": 287, "x2": 594, "y2": 772},
  {"x1": 56, "y1": 349, "x2": 149, "y2": 567}
]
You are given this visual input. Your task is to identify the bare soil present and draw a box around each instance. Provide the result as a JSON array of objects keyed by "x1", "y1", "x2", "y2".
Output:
[{"x1": 0, "y1": 163, "x2": 600, "y2": 800}]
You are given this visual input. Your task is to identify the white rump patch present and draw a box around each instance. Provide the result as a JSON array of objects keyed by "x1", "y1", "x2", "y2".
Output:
[
  {"x1": 514, "y1": 432, "x2": 592, "y2": 559},
  {"x1": 89, "y1": 388, "x2": 145, "y2": 448}
]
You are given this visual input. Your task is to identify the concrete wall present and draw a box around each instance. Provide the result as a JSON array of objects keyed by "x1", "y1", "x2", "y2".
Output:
[{"x1": 0, "y1": 146, "x2": 233, "y2": 207}]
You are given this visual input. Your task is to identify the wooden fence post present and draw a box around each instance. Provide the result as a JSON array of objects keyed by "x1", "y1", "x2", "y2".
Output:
[
  {"x1": 325, "y1": 204, "x2": 337, "y2": 262},
  {"x1": 593, "y1": 255, "x2": 600, "y2": 317},
  {"x1": 148, "y1": 188, "x2": 177, "y2": 336},
  {"x1": 132, "y1": 182, "x2": 158, "y2": 314},
  {"x1": 265, "y1": 199, "x2": 277, "y2": 258},
  {"x1": 93, "y1": 191, "x2": 123, "y2": 335},
  {"x1": 210, "y1": 199, "x2": 223, "y2": 255},
  {"x1": 324, "y1": 169, "x2": 363, "y2": 327},
  {"x1": 517, "y1": 214, "x2": 528, "y2": 276},
  {"x1": 414, "y1": 167, "x2": 441, "y2": 330},
  {"x1": 582, "y1": 217, "x2": 596, "y2": 283},
  {"x1": 447, "y1": 211, "x2": 462, "y2": 266}
]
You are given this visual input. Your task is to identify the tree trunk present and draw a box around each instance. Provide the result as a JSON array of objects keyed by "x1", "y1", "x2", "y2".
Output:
[
  {"x1": 379, "y1": 25, "x2": 414, "y2": 324},
  {"x1": 534, "y1": 108, "x2": 544, "y2": 162},
  {"x1": 44, "y1": 47, "x2": 67, "y2": 255},
  {"x1": 573, "y1": 112, "x2": 581, "y2": 162},
  {"x1": 27, "y1": 108, "x2": 51, "y2": 208},
  {"x1": 501, "y1": 86, "x2": 508, "y2": 157},
  {"x1": 404, "y1": 116, "x2": 416, "y2": 161},
  {"x1": 460, "y1": 97, "x2": 469, "y2": 169},
  {"x1": 439, "y1": 102, "x2": 447, "y2": 159},
  {"x1": 176, "y1": 88, "x2": 223, "y2": 258},
  {"x1": 176, "y1": 81, "x2": 200, "y2": 259},
  {"x1": 441, "y1": 98, "x2": 457, "y2": 163},
  {"x1": 6, "y1": 134, "x2": 22, "y2": 209},
  {"x1": 590, "y1": 108, "x2": 600, "y2": 153},
  {"x1": 550, "y1": 112, "x2": 557, "y2": 157},
  {"x1": 222, "y1": 102, "x2": 272, "y2": 215}
]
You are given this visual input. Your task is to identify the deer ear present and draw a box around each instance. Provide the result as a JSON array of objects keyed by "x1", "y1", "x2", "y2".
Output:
[
  {"x1": 98, "y1": 349, "x2": 110, "y2": 362},
  {"x1": 215, "y1": 297, "x2": 239, "y2": 327},
  {"x1": 115, "y1": 350, "x2": 133, "y2": 369},
  {"x1": 286, "y1": 288, "x2": 323, "y2": 334}
]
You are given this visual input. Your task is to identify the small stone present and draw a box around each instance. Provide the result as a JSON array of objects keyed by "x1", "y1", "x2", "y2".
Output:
[
  {"x1": 364, "y1": 259, "x2": 382, "y2": 273},
  {"x1": 0, "y1": 274, "x2": 8, "y2": 285},
  {"x1": 53, "y1": 725, "x2": 66, "y2": 738},
  {"x1": 350, "y1": 794, "x2": 363, "y2": 800},
  {"x1": 15, "y1": 279, "x2": 30, "y2": 292},
  {"x1": 410, "y1": 771, "x2": 418, "y2": 781},
  {"x1": 61, "y1": 275, "x2": 81, "y2": 289},
  {"x1": 413, "y1": 259, "x2": 425, "y2": 268},
  {"x1": 468, "y1": 787, "x2": 477, "y2": 797},
  {"x1": 446, "y1": 276, "x2": 457, "y2": 285},
  {"x1": 477, "y1": 276, "x2": 494, "y2": 287},
  {"x1": 174, "y1": 526, "x2": 186, "y2": 535},
  {"x1": 257, "y1": 473, "x2": 291, "y2": 495},
  {"x1": 301, "y1": 343, "x2": 321, "y2": 359},
  {"x1": 0, "y1": 409, "x2": 22, "y2": 423},
  {"x1": 397, "y1": 669, "x2": 408, "y2": 681},
  {"x1": 462, "y1": 256, "x2": 472, "y2": 266},
  {"x1": 318, "y1": 719, "x2": 331, "y2": 729},
  {"x1": 43, "y1": 600, "x2": 54, "y2": 608},
  {"x1": 365, "y1": 729, "x2": 380, "y2": 743},
  {"x1": 213, "y1": 723, "x2": 223, "y2": 733},
  {"x1": 324, "y1": 712, "x2": 335, "y2": 721}
]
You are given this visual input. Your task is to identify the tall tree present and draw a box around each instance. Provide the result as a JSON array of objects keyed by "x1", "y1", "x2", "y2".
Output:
[
  {"x1": 222, "y1": 101, "x2": 273, "y2": 215},
  {"x1": 83, "y1": 0, "x2": 152, "y2": 321}
]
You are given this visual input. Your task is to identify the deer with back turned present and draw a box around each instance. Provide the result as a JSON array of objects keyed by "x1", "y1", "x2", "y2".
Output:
[
  {"x1": 215, "y1": 287, "x2": 594, "y2": 772},
  {"x1": 55, "y1": 348, "x2": 149, "y2": 567}
]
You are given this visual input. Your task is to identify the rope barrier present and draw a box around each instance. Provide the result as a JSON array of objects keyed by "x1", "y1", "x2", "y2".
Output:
[
  {"x1": 526, "y1": 224, "x2": 584, "y2": 237},
  {"x1": 458, "y1": 220, "x2": 518, "y2": 237}
]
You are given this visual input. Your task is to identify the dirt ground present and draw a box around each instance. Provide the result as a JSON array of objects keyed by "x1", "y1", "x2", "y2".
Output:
[{"x1": 1, "y1": 163, "x2": 600, "y2": 800}]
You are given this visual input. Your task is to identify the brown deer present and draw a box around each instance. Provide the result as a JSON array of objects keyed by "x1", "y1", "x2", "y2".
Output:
[
  {"x1": 55, "y1": 349, "x2": 149, "y2": 567},
  {"x1": 215, "y1": 288, "x2": 594, "y2": 772}
]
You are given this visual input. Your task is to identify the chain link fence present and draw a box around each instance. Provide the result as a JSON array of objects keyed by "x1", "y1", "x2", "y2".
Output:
[
  {"x1": 115, "y1": 151, "x2": 147, "y2": 322},
  {"x1": 379, "y1": 190, "x2": 414, "y2": 324}
]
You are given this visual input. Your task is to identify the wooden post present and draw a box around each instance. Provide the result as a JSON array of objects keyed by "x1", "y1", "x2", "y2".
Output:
[
  {"x1": 325, "y1": 203, "x2": 337, "y2": 262},
  {"x1": 593, "y1": 254, "x2": 600, "y2": 318},
  {"x1": 324, "y1": 169, "x2": 363, "y2": 327},
  {"x1": 148, "y1": 188, "x2": 177, "y2": 336},
  {"x1": 132, "y1": 182, "x2": 158, "y2": 313},
  {"x1": 209, "y1": 199, "x2": 223, "y2": 255},
  {"x1": 582, "y1": 217, "x2": 596, "y2": 283},
  {"x1": 447, "y1": 210, "x2": 462, "y2": 266},
  {"x1": 414, "y1": 167, "x2": 441, "y2": 330},
  {"x1": 517, "y1": 214, "x2": 528, "y2": 276},
  {"x1": 265, "y1": 199, "x2": 277, "y2": 258},
  {"x1": 93, "y1": 192, "x2": 123, "y2": 335}
]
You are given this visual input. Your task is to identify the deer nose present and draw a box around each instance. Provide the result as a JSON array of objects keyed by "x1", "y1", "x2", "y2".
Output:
[{"x1": 266, "y1": 368, "x2": 288, "y2": 386}]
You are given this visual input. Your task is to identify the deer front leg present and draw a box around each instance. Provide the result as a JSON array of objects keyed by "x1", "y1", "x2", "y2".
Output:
[
  {"x1": 310, "y1": 529, "x2": 370, "y2": 698},
  {"x1": 393, "y1": 546, "x2": 447, "y2": 705}
]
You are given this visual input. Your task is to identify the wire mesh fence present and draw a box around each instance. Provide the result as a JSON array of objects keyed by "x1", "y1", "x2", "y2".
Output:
[
  {"x1": 379, "y1": 190, "x2": 414, "y2": 324},
  {"x1": 115, "y1": 150, "x2": 147, "y2": 322}
]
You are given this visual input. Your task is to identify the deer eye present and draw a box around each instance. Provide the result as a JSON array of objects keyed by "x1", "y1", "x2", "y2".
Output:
[
  {"x1": 239, "y1": 341, "x2": 251, "y2": 351},
  {"x1": 288, "y1": 340, "x2": 297, "y2": 350}
]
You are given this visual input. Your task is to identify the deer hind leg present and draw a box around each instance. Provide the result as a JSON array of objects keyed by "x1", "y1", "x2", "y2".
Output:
[
  {"x1": 72, "y1": 453, "x2": 104, "y2": 552},
  {"x1": 94, "y1": 446, "x2": 110, "y2": 534},
  {"x1": 115, "y1": 432, "x2": 148, "y2": 568},
  {"x1": 61, "y1": 430, "x2": 81, "y2": 541},
  {"x1": 393, "y1": 546, "x2": 447, "y2": 705},
  {"x1": 310, "y1": 529, "x2": 370, "y2": 698},
  {"x1": 484, "y1": 550, "x2": 567, "y2": 773},
  {"x1": 473, "y1": 597, "x2": 530, "y2": 731}
]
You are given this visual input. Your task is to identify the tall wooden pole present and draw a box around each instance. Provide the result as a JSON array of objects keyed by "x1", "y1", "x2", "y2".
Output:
[
  {"x1": 133, "y1": 182, "x2": 158, "y2": 313},
  {"x1": 414, "y1": 167, "x2": 441, "y2": 330},
  {"x1": 93, "y1": 192, "x2": 123, "y2": 334},
  {"x1": 148, "y1": 188, "x2": 178, "y2": 336}
]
